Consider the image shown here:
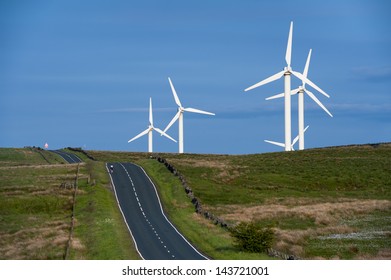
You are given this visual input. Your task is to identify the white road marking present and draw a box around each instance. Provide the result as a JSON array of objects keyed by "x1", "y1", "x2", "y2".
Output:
[{"x1": 119, "y1": 163, "x2": 175, "y2": 258}]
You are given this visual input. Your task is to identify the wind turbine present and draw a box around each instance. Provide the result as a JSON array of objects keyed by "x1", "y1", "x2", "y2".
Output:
[
  {"x1": 164, "y1": 77, "x2": 215, "y2": 154},
  {"x1": 266, "y1": 49, "x2": 333, "y2": 150},
  {"x1": 128, "y1": 97, "x2": 176, "y2": 153},
  {"x1": 245, "y1": 21, "x2": 328, "y2": 151},
  {"x1": 265, "y1": 125, "x2": 309, "y2": 151}
]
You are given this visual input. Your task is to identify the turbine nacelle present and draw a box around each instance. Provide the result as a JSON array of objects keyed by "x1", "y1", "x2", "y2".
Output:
[
  {"x1": 284, "y1": 66, "x2": 292, "y2": 73},
  {"x1": 297, "y1": 85, "x2": 305, "y2": 92}
]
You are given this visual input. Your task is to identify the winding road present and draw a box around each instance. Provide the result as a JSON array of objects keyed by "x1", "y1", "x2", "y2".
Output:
[
  {"x1": 51, "y1": 149, "x2": 206, "y2": 259},
  {"x1": 107, "y1": 162, "x2": 207, "y2": 260},
  {"x1": 51, "y1": 149, "x2": 82, "y2": 163}
]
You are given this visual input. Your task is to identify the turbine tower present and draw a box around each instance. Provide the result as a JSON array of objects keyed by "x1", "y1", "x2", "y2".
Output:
[
  {"x1": 128, "y1": 97, "x2": 176, "y2": 153},
  {"x1": 164, "y1": 77, "x2": 215, "y2": 154},
  {"x1": 266, "y1": 49, "x2": 333, "y2": 150},
  {"x1": 245, "y1": 21, "x2": 328, "y2": 151}
]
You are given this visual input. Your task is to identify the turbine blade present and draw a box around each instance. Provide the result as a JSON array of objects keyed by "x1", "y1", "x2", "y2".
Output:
[
  {"x1": 292, "y1": 71, "x2": 330, "y2": 98},
  {"x1": 154, "y1": 127, "x2": 177, "y2": 143},
  {"x1": 245, "y1": 70, "x2": 285, "y2": 92},
  {"x1": 266, "y1": 88, "x2": 299, "y2": 100},
  {"x1": 149, "y1": 97, "x2": 153, "y2": 126},
  {"x1": 168, "y1": 77, "x2": 182, "y2": 107},
  {"x1": 291, "y1": 88, "x2": 300, "y2": 95},
  {"x1": 285, "y1": 21, "x2": 293, "y2": 67},
  {"x1": 164, "y1": 111, "x2": 181, "y2": 133},
  {"x1": 305, "y1": 77, "x2": 329, "y2": 98},
  {"x1": 303, "y1": 49, "x2": 312, "y2": 80},
  {"x1": 184, "y1": 107, "x2": 215, "y2": 115},
  {"x1": 128, "y1": 128, "x2": 150, "y2": 143},
  {"x1": 305, "y1": 89, "x2": 333, "y2": 117},
  {"x1": 292, "y1": 125, "x2": 310, "y2": 148},
  {"x1": 264, "y1": 140, "x2": 285, "y2": 148},
  {"x1": 266, "y1": 93, "x2": 284, "y2": 100},
  {"x1": 292, "y1": 134, "x2": 300, "y2": 146}
]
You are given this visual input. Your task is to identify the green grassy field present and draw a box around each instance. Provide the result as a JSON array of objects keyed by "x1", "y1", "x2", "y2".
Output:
[
  {"x1": 1, "y1": 144, "x2": 390, "y2": 259},
  {"x1": 69, "y1": 160, "x2": 139, "y2": 259},
  {"x1": 0, "y1": 148, "x2": 74, "y2": 259},
  {"x1": 0, "y1": 148, "x2": 139, "y2": 260},
  {"x1": 87, "y1": 143, "x2": 391, "y2": 259}
]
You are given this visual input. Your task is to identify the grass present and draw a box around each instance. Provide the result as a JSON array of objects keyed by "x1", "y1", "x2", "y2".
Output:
[
  {"x1": 0, "y1": 148, "x2": 140, "y2": 260},
  {"x1": 305, "y1": 210, "x2": 391, "y2": 259},
  {"x1": 0, "y1": 147, "x2": 65, "y2": 167},
  {"x1": 2, "y1": 143, "x2": 390, "y2": 259},
  {"x1": 137, "y1": 159, "x2": 273, "y2": 259},
  {"x1": 0, "y1": 159, "x2": 75, "y2": 259},
  {"x1": 158, "y1": 145, "x2": 391, "y2": 204},
  {"x1": 87, "y1": 143, "x2": 391, "y2": 259},
  {"x1": 69, "y1": 161, "x2": 140, "y2": 259}
]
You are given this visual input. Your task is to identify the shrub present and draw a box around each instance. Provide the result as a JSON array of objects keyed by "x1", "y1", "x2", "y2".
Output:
[{"x1": 229, "y1": 222, "x2": 275, "y2": 253}]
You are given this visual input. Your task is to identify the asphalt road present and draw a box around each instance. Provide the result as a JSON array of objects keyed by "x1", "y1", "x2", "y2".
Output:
[
  {"x1": 51, "y1": 150, "x2": 82, "y2": 163},
  {"x1": 107, "y1": 162, "x2": 207, "y2": 260}
]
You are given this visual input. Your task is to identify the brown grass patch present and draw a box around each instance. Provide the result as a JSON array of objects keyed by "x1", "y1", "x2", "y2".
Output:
[
  {"x1": 169, "y1": 158, "x2": 242, "y2": 183},
  {"x1": 219, "y1": 199, "x2": 391, "y2": 225},
  {"x1": 191, "y1": 212, "x2": 218, "y2": 230},
  {"x1": 0, "y1": 220, "x2": 70, "y2": 259},
  {"x1": 357, "y1": 249, "x2": 391, "y2": 260},
  {"x1": 71, "y1": 238, "x2": 85, "y2": 250},
  {"x1": 170, "y1": 158, "x2": 229, "y2": 169}
]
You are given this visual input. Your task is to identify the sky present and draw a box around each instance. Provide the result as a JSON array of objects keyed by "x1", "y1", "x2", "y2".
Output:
[{"x1": 1, "y1": 0, "x2": 390, "y2": 155}]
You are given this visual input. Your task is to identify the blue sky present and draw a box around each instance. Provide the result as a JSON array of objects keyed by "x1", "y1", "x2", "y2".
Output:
[{"x1": 1, "y1": 0, "x2": 390, "y2": 154}]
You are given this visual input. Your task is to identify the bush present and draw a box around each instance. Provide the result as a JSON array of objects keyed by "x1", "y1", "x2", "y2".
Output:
[{"x1": 229, "y1": 222, "x2": 275, "y2": 253}]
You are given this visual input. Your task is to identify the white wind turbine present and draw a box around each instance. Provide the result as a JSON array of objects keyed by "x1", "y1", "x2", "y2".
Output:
[
  {"x1": 128, "y1": 97, "x2": 176, "y2": 153},
  {"x1": 266, "y1": 49, "x2": 333, "y2": 150},
  {"x1": 164, "y1": 77, "x2": 215, "y2": 154},
  {"x1": 244, "y1": 21, "x2": 328, "y2": 151},
  {"x1": 265, "y1": 125, "x2": 309, "y2": 151}
]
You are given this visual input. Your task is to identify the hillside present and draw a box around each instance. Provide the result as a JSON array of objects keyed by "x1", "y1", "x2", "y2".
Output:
[
  {"x1": 0, "y1": 147, "x2": 139, "y2": 260},
  {"x1": 88, "y1": 143, "x2": 391, "y2": 259},
  {"x1": 1, "y1": 144, "x2": 390, "y2": 259},
  {"x1": 0, "y1": 148, "x2": 76, "y2": 259}
]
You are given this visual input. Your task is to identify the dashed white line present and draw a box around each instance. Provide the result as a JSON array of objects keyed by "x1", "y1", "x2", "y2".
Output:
[{"x1": 119, "y1": 163, "x2": 176, "y2": 259}]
